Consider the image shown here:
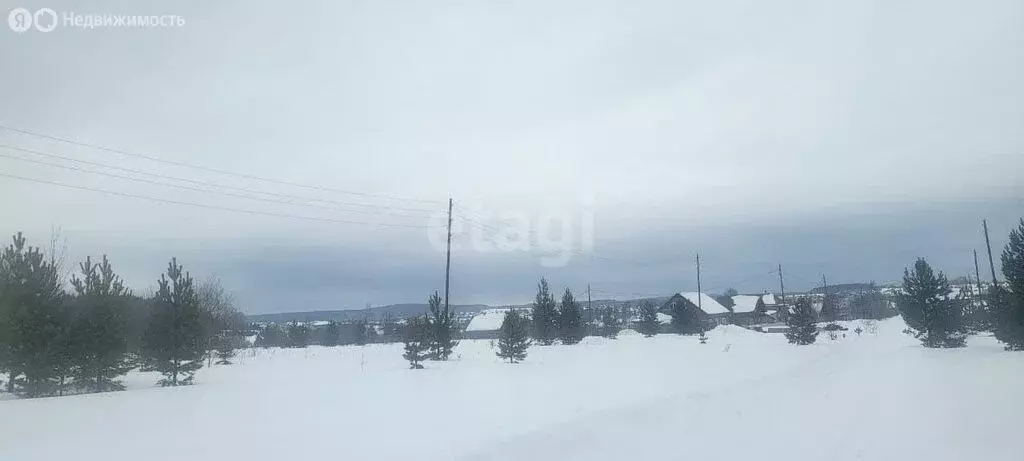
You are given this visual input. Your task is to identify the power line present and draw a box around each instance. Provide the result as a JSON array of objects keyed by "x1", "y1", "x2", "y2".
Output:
[
  {"x1": 0, "y1": 123, "x2": 445, "y2": 205},
  {"x1": 0, "y1": 150, "x2": 439, "y2": 220},
  {"x1": 0, "y1": 143, "x2": 436, "y2": 213},
  {"x1": 0, "y1": 172, "x2": 439, "y2": 229}
]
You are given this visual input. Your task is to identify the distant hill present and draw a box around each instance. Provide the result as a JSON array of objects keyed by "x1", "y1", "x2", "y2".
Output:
[{"x1": 247, "y1": 303, "x2": 492, "y2": 324}]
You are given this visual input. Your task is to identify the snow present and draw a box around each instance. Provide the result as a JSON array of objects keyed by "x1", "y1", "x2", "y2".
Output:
[
  {"x1": 731, "y1": 294, "x2": 761, "y2": 313},
  {"x1": 679, "y1": 291, "x2": 730, "y2": 314},
  {"x1": 656, "y1": 312, "x2": 672, "y2": 324},
  {"x1": 466, "y1": 308, "x2": 515, "y2": 331},
  {"x1": 2, "y1": 318, "x2": 1022, "y2": 461}
]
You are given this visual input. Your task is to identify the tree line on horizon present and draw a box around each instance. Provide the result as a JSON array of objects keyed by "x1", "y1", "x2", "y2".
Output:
[
  {"x1": 5, "y1": 217, "x2": 1022, "y2": 394},
  {"x1": 0, "y1": 232, "x2": 244, "y2": 398},
  {"x1": 408, "y1": 277, "x2": 716, "y2": 367}
]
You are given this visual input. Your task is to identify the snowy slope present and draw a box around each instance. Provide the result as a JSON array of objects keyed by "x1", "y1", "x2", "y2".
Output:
[{"x1": 1, "y1": 319, "x2": 1021, "y2": 461}]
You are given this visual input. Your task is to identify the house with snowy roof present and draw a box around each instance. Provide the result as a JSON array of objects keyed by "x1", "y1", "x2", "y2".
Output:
[
  {"x1": 729, "y1": 294, "x2": 772, "y2": 325},
  {"x1": 660, "y1": 292, "x2": 731, "y2": 331},
  {"x1": 733, "y1": 292, "x2": 778, "y2": 325}
]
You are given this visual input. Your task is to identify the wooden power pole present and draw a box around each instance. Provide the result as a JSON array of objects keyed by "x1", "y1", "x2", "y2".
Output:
[
  {"x1": 973, "y1": 249, "x2": 984, "y2": 296},
  {"x1": 778, "y1": 264, "x2": 787, "y2": 321},
  {"x1": 821, "y1": 274, "x2": 829, "y2": 320},
  {"x1": 444, "y1": 198, "x2": 453, "y2": 313},
  {"x1": 696, "y1": 253, "x2": 702, "y2": 311},
  {"x1": 983, "y1": 219, "x2": 998, "y2": 285},
  {"x1": 587, "y1": 284, "x2": 593, "y2": 336}
]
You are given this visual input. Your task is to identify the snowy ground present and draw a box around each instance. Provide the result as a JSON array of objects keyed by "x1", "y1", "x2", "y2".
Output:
[{"x1": 2, "y1": 318, "x2": 1021, "y2": 461}]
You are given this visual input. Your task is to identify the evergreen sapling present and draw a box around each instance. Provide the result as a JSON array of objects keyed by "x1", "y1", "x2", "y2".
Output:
[
  {"x1": 402, "y1": 316, "x2": 429, "y2": 369},
  {"x1": 897, "y1": 258, "x2": 967, "y2": 348},
  {"x1": 69, "y1": 255, "x2": 133, "y2": 392},
  {"x1": 558, "y1": 288, "x2": 584, "y2": 344},
  {"x1": 601, "y1": 308, "x2": 620, "y2": 339},
  {"x1": 531, "y1": 278, "x2": 558, "y2": 345},
  {"x1": 141, "y1": 258, "x2": 206, "y2": 386},
  {"x1": 214, "y1": 333, "x2": 235, "y2": 365},
  {"x1": 636, "y1": 301, "x2": 660, "y2": 338},
  {"x1": 497, "y1": 309, "x2": 529, "y2": 363},
  {"x1": 427, "y1": 290, "x2": 458, "y2": 359},
  {"x1": 786, "y1": 298, "x2": 819, "y2": 345},
  {"x1": 994, "y1": 219, "x2": 1024, "y2": 350}
]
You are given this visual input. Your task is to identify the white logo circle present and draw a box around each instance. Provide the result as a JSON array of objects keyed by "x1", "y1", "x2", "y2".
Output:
[
  {"x1": 8, "y1": 8, "x2": 32, "y2": 33},
  {"x1": 33, "y1": 8, "x2": 56, "y2": 32}
]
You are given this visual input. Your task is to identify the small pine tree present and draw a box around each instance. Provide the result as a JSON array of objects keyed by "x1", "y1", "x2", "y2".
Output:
[
  {"x1": 427, "y1": 291, "x2": 458, "y2": 359},
  {"x1": 994, "y1": 218, "x2": 1024, "y2": 350},
  {"x1": 558, "y1": 288, "x2": 584, "y2": 344},
  {"x1": 321, "y1": 320, "x2": 341, "y2": 347},
  {"x1": 636, "y1": 301, "x2": 660, "y2": 337},
  {"x1": 69, "y1": 255, "x2": 134, "y2": 392},
  {"x1": 380, "y1": 314, "x2": 398, "y2": 343},
  {"x1": 897, "y1": 258, "x2": 967, "y2": 348},
  {"x1": 255, "y1": 323, "x2": 285, "y2": 347},
  {"x1": 715, "y1": 289, "x2": 737, "y2": 310},
  {"x1": 141, "y1": 258, "x2": 206, "y2": 386},
  {"x1": 530, "y1": 278, "x2": 558, "y2": 345},
  {"x1": 497, "y1": 309, "x2": 530, "y2": 363},
  {"x1": 600, "y1": 308, "x2": 620, "y2": 339},
  {"x1": 352, "y1": 320, "x2": 370, "y2": 346},
  {"x1": 213, "y1": 333, "x2": 235, "y2": 365},
  {"x1": 786, "y1": 298, "x2": 819, "y2": 345},
  {"x1": 669, "y1": 296, "x2": 701, "y2": 335},
  {"x1": 286, "y1": 321, "x2": 310, "y2": 348},
  {"x1": 402, "y1": 316, "x2": 429, "y2": 369},
  {"x1": 0, "y1": 233, "x2": 68, "y2": 397}
]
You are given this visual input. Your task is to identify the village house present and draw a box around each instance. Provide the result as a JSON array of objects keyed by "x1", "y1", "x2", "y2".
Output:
[
  {"x1": 660, "y1": 292, "x2": 731, "y2": 330},
  {"x1": 729, "y1": 294, "x2": 773, "y2": 325}
]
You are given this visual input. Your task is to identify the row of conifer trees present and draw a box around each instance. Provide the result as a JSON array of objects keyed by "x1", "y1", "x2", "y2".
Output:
[
  {"x1": 783, "y1": 219, "x2": 1024, "y2": 349},
  {"x1": 0, "y1": 232, "x2": 241, "y2": 398},
  {"x1": 402, "y1": 278, "x2": 712, "y2": 368},
  {"x1": 401, "y1": 291, "x2": 460, "y2": 368},
  {"x1": 414, "y1": 217, "x2": 1024, "y2": 365},
  {"x1": 889, "y1": 219, "x2": 1024, "y2": 350}
]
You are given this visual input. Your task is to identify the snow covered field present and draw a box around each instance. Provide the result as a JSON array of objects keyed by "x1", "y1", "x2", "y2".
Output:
[{"x1": 2, "y1": 318, "x2": 1021, "y2": 461}]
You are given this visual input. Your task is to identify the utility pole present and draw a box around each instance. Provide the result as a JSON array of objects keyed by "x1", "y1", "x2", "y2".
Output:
[
  {"x1": 973, "y1": 249, "x2": 984, "y2": 297},
  {"x1": 696, "y1": 253, "x2": 702, "y2": 311},
  {"x1": 821, "y1": 274, "x2": 829, "y2": 320},
  {"x1": 444, "y1": 198, "x2": 453, "y2": 314},
  {"x1": 778, "y1": 264, "x2": 787, "y2": 321},
  {"x1": 587, "y1": 284, "x2": 593, "y2": 336},
  {"x1": 983, "y1": 219, "x2": 998, "y2": 285}
]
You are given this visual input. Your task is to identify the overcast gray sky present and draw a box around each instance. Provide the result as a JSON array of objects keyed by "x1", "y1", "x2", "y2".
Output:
[{"x1": 1, "y1": 0, "x2": 1022, "y2": 313}]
